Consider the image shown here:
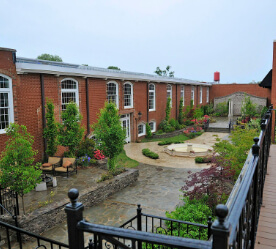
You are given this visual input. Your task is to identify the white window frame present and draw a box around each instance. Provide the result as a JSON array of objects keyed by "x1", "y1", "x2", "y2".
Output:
[
  {"x1": 200, "y1": 86, "x2": 203, "y2": 104},
  {"x1": 206, "y1": 87, "x2": 209, "y2": 103},
  {"x1": 123, "y1": 82, "x2": 133, "y2": 109},
  {"x1": 107, "y1": 81, "x2": 119, "y2": 107},
  {"x1": 138, "y1": 123, "x2": 146, "y2": 137},
  {"x1": 167, "y1": 84, "x2": 172, "y2": 107},
  {"x1": 191, "y1": 86, "x2": 195, "y2": 104},
  {"x1": 61, "y1": 78, "x2": 79, "y2": 111},
  {"x1": 0, "y1": 74, "x2": 14, "y2": 134},
  {"x1": 181, "y1": 85, "x2": 185, "y2": 106},
  {"x1": 149, "y1": 83, "x2": 156, "y2": 111},
  {"x1": 149, "y1": 121, "x2": 156, "y2": 133}
]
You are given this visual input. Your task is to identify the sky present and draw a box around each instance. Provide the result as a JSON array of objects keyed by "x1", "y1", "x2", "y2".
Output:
[{"x1": 1, "y1": 0, "x2": 276, "y2": 83}]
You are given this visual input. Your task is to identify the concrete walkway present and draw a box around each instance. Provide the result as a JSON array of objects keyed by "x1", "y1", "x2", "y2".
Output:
[{"x1": 124, "y1": 132, "x2": 229, "y2": 168}]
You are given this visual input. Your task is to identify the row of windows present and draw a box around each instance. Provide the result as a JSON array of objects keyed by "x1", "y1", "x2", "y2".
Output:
[{"x1": 0, "y1": 75, "x2": 210, "y2": 133}]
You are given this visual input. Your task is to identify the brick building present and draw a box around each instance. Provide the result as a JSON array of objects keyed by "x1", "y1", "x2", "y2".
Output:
[{"x1": 0, "y1": 46, "x2": 272, "y2": 160}]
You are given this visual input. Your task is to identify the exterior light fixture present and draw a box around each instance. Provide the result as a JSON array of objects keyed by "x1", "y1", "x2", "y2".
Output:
[{"x1": 138, "y1": 111, "x2": 142, "y2": 120}]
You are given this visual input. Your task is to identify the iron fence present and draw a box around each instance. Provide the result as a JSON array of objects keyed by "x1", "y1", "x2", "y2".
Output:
[
  {"x1": 120, "y1": 205, "x2": 212, "y2": 240},
  {"x1": 0, "y1": 187, "x2": 19, "y2": 216}
]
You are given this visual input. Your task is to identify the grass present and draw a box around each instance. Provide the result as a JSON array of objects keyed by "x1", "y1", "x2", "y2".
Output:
[
  {"x1": 142, "y1": 134, "x2": 191, "y2": 144},
  {"x1": 115, "y1": 149, "x2": 139, "y2": 168}
]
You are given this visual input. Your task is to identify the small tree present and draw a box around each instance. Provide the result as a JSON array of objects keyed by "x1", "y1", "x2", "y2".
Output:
[
  {"x1": 241, "y1": 95, "x2": 257, "y2": 120},
  {"x1": 165, "y1": 97, "x2": 172, "y2": 121},
  {"x1": 92, "y1": 102, "x2": 125, "y2": 170},
  {"x1": 0, "y1": 124, "x2": 42, "y2": 213},
  {"x1": 146, "y1": 123, "x2": 153, "y2": 138},
  {"x1": 154, "y1": 66, "x2": 174, "y2": 77},
  {"x1": 178, "y1": 98, "x2": 184, "y2": 124},
  {"x1": 58, "y1": 102, "x2": 85, "y2": 157},
  {"x1": 37, "y1": 53, "x2": 62, "y2": 62},
  {"x1": 44, "y1": 99, "x2": 58, "y2": 157}
]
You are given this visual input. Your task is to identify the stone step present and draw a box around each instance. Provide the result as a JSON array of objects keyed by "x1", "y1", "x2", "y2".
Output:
[{"x1": 206, "y1": 127, "x2": 230, "y2": 133}]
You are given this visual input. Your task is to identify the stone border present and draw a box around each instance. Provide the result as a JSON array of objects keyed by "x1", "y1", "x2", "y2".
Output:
[
  {"x1": 152, "y1": 128, "x2": 185, "y2": 139},
  {"x1": 1, "y1": 168, "x2": 139, "y2": 236}
]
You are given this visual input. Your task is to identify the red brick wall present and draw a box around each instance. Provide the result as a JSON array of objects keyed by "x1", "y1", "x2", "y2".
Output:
[{"x1": 210, "y1": 84, "x2": 271, "y2": 105}]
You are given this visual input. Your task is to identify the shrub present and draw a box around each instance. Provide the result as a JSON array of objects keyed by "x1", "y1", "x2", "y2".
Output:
[
  {"x1": 165, "y1": 197, "x2": 212, "y2": 240},
  {"x1": 158, "y1": 141, "x2": 172, "y2": 146},
  {"x1": 58, "y1": 102, "x2": 85, "y2": 157},
  {"x1": 215, "y1": 102, "x2": 228, "y2": 116},
  {"x1": 241, "y1": 95, "x2": 257, "y2": 120},
  {"x1": 195, "y1": 157, "x2": 212, "y2": 163},
  {"x1": 44, "y1": 99, "x2": 58, "y2": 157},
  {"x1": 159, "y1": 120, "x2": 173, "y2": 133},
  {"x1": 92, "y1": 102, "x2": 125, "y2": 170},
  {"x1": 178, "y1": 98, "x2": 184, "y2": 124},
  {"x1": 76, "y1": 138, "x2": 95, "y2": 158},
  {"x1": 142, "y1": 148, "x2": 159, "y2": 159},
  {"x1": 184, "y1": 120, "x2": 194, "y2": 126},
  {"x1": 165, "y1": 97, "x2": 172, "y2": 121},
  {"x1": 94, "y1": 149, "x2": 105, "y2": 160},
  {"x1": 261, "y1": 106, "x2": 269, "y2": 119},
  {"x1": 146, "y1": 123, "x2": 153, "y2": 138}
]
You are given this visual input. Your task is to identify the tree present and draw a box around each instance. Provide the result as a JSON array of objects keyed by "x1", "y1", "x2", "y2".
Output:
[
  {"x1": 154, "y1": 66, "x2": 174, "y2": 77},
  {"x1": 241, "y1": 95, "x2": 257, "y2": 120},
  {"x1": 92, "y1": 102, "x2": 125, "y2": 170},
  {"x1": 0, "y1": 124, "x2": 42, "y2": 214},
  {"x1": 44, "y1": 99, "x2": 58, "y2": 157},
  {"x1": 58, "y1": 102, "x2": 85, "y2": 157},
  {"x1": 37, "y1": 54, "x2": 62, "y2": 62},
  {"x1": 165, "y1": 97, "x2": 172, "y2": 121},
  {"x1": 107, "y1": 66, "x2": 121, "y2": 70},
  {"x1": 178, "y1": 98, "x2": 184, "y2": 124}
]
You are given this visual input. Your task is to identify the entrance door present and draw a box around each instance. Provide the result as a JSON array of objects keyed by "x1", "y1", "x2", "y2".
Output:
[{"x1": 120, "y1": 114, "x2": 131, "y2": 143}]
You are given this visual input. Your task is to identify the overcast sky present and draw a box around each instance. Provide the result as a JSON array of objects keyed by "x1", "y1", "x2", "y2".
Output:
[{"x1": 1, "y1": 0, "x2": 276, "y2": 83}]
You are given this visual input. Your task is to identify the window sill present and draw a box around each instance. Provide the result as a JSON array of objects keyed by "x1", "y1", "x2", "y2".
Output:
[
  {"x1": 138, "y1": 133, "x2": 145, "y2": 137},
  {"x1": 149, "y1": 109, "x2": 156, "y2": 112}
]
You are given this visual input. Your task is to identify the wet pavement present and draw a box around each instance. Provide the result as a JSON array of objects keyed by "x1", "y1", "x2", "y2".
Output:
[{"x1": 18, "y1": 132, "x2": 230, "y2": 247}]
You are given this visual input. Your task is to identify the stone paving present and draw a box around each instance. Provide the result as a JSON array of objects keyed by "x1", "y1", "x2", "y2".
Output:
[{"x1": 18, "y1": 132, "x2": 229, "y2": 247}]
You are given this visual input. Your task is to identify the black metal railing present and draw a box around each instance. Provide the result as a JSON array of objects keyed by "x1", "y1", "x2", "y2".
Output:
[
  {"x1": 120, "y1": 205, "x2": 212, "y2": 240},
  {"x1": 0, "y1": 219, "x2": 69, "y2": 249},
  {"x1": 0, "y1": 187, "x2": 19, "y2": 216}
]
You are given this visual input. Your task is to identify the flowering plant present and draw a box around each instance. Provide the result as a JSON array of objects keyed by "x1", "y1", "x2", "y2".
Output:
[
  {"x1": 77, "y1": 155, "x2": 96, "y2": 167},
  {"x1": 94, "y1": 150, "x2": 105, "y2": 160}
]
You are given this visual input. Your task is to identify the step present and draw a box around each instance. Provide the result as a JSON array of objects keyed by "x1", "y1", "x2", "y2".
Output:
[{"x1": 206, "y1": 127, "x2": 230, "y2": 133}]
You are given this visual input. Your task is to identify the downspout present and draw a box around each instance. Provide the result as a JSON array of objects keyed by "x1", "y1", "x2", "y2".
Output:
[
  {"x1": 40, "y1": 74, "x2": 47, "y2": 159},
  {"x1": 86, "y1": 78, "x2": 90, "y2": 137},
  {"x1": 176, "y1": 84, "x2": 178, "y2": 120},
  {"x1": 147, "y1": 82, "x2": 149, "y2": 123}
]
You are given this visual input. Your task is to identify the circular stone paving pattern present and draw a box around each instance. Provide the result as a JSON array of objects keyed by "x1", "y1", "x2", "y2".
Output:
[{"x1": 164, "y1": 143, "x2": 213, "y2": 157}]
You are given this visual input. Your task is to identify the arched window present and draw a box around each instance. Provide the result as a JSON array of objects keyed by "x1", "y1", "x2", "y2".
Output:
[
  {"x1": 124, "y1": 82, "x2": 133, "y2": 108},
  {"x1": 138, "y1": 122, "x2": 146, "y2": 137},
  {"x1": 181, "y1": 85, "x2": 185, "y2": 106},
  {"x1": 61, "y1": 78, "x2": 79, "y2": 111},
  {"x1": 0, "y1": 74, "x2": 14, "y2": 134},
  {"x1": 200, "y1": 86, "x2": 203, "y2": 104},
  {"x1": 167, "y1": 84, "x2": 172, "y2": 107},
  {"x1": 206, "y1": 87, "x2": 209, "y2": 103},
  {"x1": 107, "y1": 81, "x2": 118, "y2": 107},
  {"x1": 149, "y1": 84, "x2": 155, "y2": 111}
]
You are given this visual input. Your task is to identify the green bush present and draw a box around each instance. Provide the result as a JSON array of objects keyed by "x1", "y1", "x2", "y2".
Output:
[
  {"x1": 260, "y1": 106, "x2": 268, "y2": 119},
  {"x1": 158, "y1": 141, "x2": 172, "y2": 146},
  {"x1": 215, "y1": 102, "x2": 228, "y2": 116},
  {"x1": 195, "y1": 157, "x2": 204, "y2": 163},
  {"x1": 142, "y1": 148, "x2": 159, "y2": 159},
  {"x1": 184, "y1": 120, "x2": 195, "y2": 126},
  {"x1": 159, "y1": 120, "x2": 173, "y2": 133},
  {"x1": 165, "y1": 197, "x2": 212, "y2": 240},
  {"x1": 146, "y1": 123, "x2": 153, "y2": 138},
  {"x1": 97, "y1": 168, "x2": 126, "y2": 182},
  {"x1": 76, "y1": 138, "x2": 95, "y2": 158}
]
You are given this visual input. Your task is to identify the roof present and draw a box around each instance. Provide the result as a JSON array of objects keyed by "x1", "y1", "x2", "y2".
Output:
[
  {"x1": 15, "y1": 57, "x2": 212, "y2": 86},
  {"x1": 259, "y1": 69, "x2": 272, "y2": 89}
]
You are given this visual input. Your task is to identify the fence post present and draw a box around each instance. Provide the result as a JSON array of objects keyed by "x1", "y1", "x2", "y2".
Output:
[
  {"x1": 65, "y1": 188, "x2": 84, "y2": 249},
  {"x1": 207, "y1": 216, "x2": 212, "y2": 239},
  {"x1": 137, "y1": 204, "x2": 142, "y2": 249},
  {"x1": 211, "y1": 204, "x2": 230, "y2": 249}
]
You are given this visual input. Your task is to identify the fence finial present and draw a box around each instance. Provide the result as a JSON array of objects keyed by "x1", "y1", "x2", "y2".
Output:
[
  {"x1": 212, "y1": 204, "x2": 230, "y2": 249},
  {"x1": 252, "y1": 137, "x2": 260, "y2": 157},
  {"x1": 68, "y1": 188, "x2": 79, "y2": 207}
]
